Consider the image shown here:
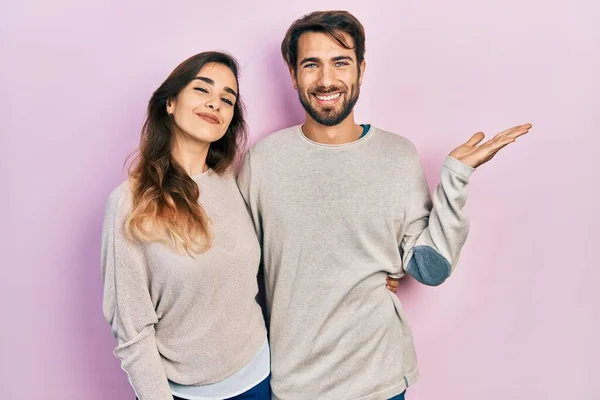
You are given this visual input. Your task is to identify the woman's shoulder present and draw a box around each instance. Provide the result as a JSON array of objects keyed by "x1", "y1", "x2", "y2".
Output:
[
  {"x1": 105, "y1": 179, "x2": 134, "y2": 218},
  {"x1": 199, "y1": 167, "x2": 237, "y2": 186}
]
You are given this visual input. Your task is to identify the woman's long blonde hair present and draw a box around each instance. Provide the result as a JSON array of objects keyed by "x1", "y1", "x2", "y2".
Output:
[{"x1": 125, "y1": 52, "x2": 247, "y2": 254}]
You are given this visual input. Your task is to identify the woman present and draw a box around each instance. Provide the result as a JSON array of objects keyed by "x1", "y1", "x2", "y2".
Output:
[{"x1": 101, "y1": 51, "x2": 270, "y2": 400}]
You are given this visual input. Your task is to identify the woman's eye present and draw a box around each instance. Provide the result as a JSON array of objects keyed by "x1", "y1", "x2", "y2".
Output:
[
  {"x1": 222, "y1": 98, "x2": 233, "y2": 106},
  {"x1": 194, "y1": 87, "x2": 209, "y2": 93}
]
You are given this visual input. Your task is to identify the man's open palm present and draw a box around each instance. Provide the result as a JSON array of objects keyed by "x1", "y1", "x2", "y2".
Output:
[{"x1": 449, "y1": 123, "x2": 533, "y2": 168}]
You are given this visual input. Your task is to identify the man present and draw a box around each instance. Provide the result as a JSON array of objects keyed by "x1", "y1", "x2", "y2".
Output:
[{"x1": 238, "y1": 10, "x2": 531, "y2": 400}]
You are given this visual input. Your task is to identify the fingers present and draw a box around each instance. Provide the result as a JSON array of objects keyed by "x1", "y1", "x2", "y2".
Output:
[
  {"x1": 465, "y1": 132, "x2": 485, "y2": 147},
  {"x1": 492, "y1": 140, "x2": 513, "y2": 154},
  {"x1": 483, "y1": 137, "x2": 517, "y2": 162},
  {"x1": 506, "y1": 123, "x2": 532, "y2": 140},
  {"x1": 464, "y1": 123, "x2": 532, "y2": 167},
  {"x1": 485, "y1": 136, "x2": 516, "y2": 155},
  {"x1": 495, "y1": 123, "x2": 533, "y2": 141},
  {"x1": 480, "y1": 123, "x2": 531, "y2": 151},
  {"x1": 495, "y1": 125, "x2": 521, "y2": 138},
  {"x1": 386, "y1": 277, "x2": 400, "y2": 293}
]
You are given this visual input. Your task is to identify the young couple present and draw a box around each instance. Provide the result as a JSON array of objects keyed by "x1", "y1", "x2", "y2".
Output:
[{"x1": 101, "y1": 10, "x2": 531, "y2": 400}]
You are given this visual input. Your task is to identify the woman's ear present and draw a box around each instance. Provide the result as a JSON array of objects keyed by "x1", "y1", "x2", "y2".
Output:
[{"x1": 166, "y1": 96, "x2": 174, "y2": 115}]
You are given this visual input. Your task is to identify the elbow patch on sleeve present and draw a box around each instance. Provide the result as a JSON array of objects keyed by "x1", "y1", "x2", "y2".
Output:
[{"x1": 406, "y1": 246, "x2": 451, "y2": 286}]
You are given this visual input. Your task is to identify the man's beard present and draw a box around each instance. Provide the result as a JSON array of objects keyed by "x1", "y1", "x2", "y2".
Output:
[{"x1": 298, "y1": 82, "x2": 360, "y2": 126}]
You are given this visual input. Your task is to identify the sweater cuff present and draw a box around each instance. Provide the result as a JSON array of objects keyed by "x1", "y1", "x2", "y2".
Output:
[{"x1": 443, "y1": 156, "x2": 475, "y2": 180}]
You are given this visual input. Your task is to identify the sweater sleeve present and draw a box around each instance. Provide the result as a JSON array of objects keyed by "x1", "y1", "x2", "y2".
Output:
[
  {"x1": 236, "y1": 152, "x2": 263, "y2": 246},
  {"x1": 101, "y1": 188, "x2": 172, "y2": 400},
  {"x1": 236, "y1": 152, "x2": 269, "y2": 327},
  {"x1": 399, "y1": 152, "x2": 474, "y2": 286}
]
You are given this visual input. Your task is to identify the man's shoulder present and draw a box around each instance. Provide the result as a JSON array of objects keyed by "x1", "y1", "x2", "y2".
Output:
[
  {"x1": 371, "y1": 126, "x2": 419, "y2": 155},
  {"x1": 249, "y1": 125, "x2": 300, "y2": 156}
]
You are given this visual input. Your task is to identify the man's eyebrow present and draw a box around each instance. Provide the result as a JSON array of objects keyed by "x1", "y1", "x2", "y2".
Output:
[
  {"x1": 299, "y1": 57, "x2": 321, "y2": 65},
  {"x1": 299, "y1": 56, "x2": 354, "y2": 65},
  {"x1": 332, "y1": 56, "x2": 353, "y2": 62},
  {"x1": 193, "y1": 76, "x2": 238, "y2": 97}
]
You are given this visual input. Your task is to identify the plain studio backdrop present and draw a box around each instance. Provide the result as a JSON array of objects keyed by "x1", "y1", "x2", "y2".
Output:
[{"x1": 1, "y1": 0, "x2": 598, "y2": 399}]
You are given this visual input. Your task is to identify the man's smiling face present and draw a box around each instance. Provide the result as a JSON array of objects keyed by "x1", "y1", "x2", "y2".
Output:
[{"x1": 291, "y1": 31, "x2": 365, "y2": 126}]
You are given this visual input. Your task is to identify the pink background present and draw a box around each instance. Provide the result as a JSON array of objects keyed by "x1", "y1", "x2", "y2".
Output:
[{"x1": 2, "y1": 0, "x2": 598, "y2": 399}]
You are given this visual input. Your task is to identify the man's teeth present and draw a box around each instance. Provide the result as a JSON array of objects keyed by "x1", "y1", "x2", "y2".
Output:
[{"x1": 316, "y1": 93, "x2": 341, "y2": 101}]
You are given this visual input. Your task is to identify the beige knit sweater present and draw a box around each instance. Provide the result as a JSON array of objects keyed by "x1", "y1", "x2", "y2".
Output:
[
  {"x1": 101, "y1": 170, "x2": 267, "y2": 400},
  {"x1": 237, "y1": 125, "x2": 473, "y2": 400}
]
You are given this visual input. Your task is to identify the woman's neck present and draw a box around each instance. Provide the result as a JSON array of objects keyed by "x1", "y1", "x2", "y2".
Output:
[{"x1": 172, "y1": 135, "x2": 210, "y2": 177}]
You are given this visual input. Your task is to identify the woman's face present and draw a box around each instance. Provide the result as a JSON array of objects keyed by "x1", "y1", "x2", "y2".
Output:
[{"x1": 167, "y1": 62, "x2": 238, "y2": 144}]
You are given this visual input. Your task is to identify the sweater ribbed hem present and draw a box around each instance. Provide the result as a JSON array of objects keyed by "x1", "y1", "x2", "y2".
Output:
[
  {"x1": 352, "y1": 368, "x2": 419, "y2": 400},
  {"x1": 272, "y1": 368, "x2": 419, "y2": 400}
]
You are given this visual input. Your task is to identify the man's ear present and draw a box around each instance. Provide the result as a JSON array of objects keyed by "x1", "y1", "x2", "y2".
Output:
[
  {"x1": 359, "y1": 60, "x2": 366, "y2": 86},
  {"x1": 288, "y1": 65, "x2": 298, "y2": 90}
]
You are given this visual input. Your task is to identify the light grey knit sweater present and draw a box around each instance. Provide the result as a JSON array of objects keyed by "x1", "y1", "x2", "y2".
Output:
[
  {"x1": 101, "y1": 170, "x2": 267, "y2": 400},
  {"x1": 237, "y1": 125, "x2": 473, "y2": 400}
]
